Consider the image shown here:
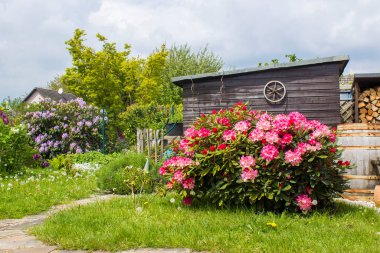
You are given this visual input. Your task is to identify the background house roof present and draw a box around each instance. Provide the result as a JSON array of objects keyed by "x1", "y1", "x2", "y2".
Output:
[{"x1": 23, "y1": 87, "x2": 77, "y2": 102}]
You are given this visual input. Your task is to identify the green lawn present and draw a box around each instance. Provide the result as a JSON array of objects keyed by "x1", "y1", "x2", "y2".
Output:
[
  {"x1": 0, "y1": 168, "x2": 97, "y2": 219},
  {"x1": 31, "y1": 194, "x2": 380, "y2": 253}
]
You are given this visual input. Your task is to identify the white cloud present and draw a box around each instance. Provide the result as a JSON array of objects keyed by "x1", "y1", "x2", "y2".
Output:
[{"x1": 1, "y1": 0, "x2": 380, "y2": 99}]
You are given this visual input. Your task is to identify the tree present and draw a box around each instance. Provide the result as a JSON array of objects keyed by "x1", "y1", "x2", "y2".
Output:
[
  {"x1": 62, "y1": 29, "x2": 168, "y2": 118},
  {"x1": 160, "y1": 44, "x2": 224, "y2": 104},
  {"x1": 47, "y1": 75, "x2": 69, "y2": 92}
]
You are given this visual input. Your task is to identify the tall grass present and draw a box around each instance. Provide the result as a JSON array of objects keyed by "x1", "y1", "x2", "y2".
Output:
[{"x1": 0, "y1": 168, "x2": 97, "y2": 219}]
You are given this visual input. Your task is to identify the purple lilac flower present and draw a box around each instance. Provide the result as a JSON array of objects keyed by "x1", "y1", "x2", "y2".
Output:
[
  {"x1": 62, "y1": 133, "x2": 69, "y2": 139},
  {"x1": 0, "y1": 110, "x2": 9, "y2": 125},
  {"x1": 33, "y1": 154, "x2": 41, "y2": 160},
  {"x1": 53, "y1": 125, "x2": 59, "y2": 131},
  {"x1": 76, "y1": 98, "x2": 86, "y2": 107},
  {"x1": 93, "y1": 116, "x2": 100, "y2": 123},
  {"x1": 75, "y1": 148, "x2": 82, "y2": 154},
  {"x1": 41, "y1": 161, "x2": 50, "y2": 168},
  {"x1": 77, "y1": 121, "x2": 84, "y2": 127},
  {"x1": 85, "y1": 121, "x2": 92, "y2": 127},
  {"x1": 70, "y1": 142, "x2": 77, "y2": 150}
]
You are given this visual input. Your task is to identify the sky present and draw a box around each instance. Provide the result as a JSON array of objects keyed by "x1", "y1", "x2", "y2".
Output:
[{"x1": 1, "y1": 0, "x2": 380, "y2": 100}]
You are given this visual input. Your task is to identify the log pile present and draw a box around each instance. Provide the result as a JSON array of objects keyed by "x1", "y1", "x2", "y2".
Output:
[{"x1": 358, "y1": 86, "x2": 380, "y2": 123}]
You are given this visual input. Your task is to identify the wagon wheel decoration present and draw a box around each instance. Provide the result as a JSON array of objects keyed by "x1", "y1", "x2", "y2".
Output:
[{"x1": 263, "y1": 80, "x2": 287, "y2": 103}]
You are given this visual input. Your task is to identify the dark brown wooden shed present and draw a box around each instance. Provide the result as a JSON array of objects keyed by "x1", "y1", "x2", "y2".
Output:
[{"x1": 172, "y1": 55, "x2": 349, "y2": 129}]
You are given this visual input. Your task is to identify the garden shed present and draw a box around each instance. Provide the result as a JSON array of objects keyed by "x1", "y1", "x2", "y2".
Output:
[{"x1": 172, "y1": 55, "x2": 349, "y2": 129}]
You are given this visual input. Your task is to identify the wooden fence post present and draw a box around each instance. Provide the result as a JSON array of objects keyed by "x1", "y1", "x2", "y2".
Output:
[
  {"x1": 137, "y1": 128, "x2": 169, "y2": 161},
  {"x1": 147, "y1": 129, "x2": 151, "y2": 158},
  {"x1": 136, "y1": 129, "x2": 141, "y2": 153},
  {"x1": 161, "y1": 130, "x2": 164, "y2": 160},
  {"x1": 154, "y1": 130, "x2": 157, "y2": 163}
]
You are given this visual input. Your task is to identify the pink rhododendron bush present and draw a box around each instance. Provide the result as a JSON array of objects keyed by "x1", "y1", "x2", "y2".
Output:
[{"x1": 160, "y1": 103, "x2": 351, "y2": 213}]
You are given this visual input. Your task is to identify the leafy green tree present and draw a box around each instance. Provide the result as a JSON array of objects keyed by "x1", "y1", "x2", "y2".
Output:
[
  {"x1": 62, "y1": 29, "x2": 168, "y2": 118},
  {"x1": 161, "y1": 44, "x2": 224, "y2": 104}
]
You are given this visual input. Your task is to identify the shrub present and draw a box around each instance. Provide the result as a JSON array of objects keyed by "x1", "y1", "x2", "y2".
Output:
[
  {"x1": 96, "y1": 152, "x2": 156, "y2": 194},
  {"x1": 49, "y1": 154, "x2": 74, "y2": 172},
  {"x1": 0, "y1": 107, "x2": 36, "y2": 173},
  {"x1": 159, "y1": 102, "x2": 351, "y2": 213},
  {"x1": 24, "y1": 98, "x2": 106, "y2": 159}
]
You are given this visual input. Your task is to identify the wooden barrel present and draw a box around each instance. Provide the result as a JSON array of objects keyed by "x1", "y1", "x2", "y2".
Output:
[{"x1": 337, "y1": 123, "x2": 380, "y2": 201}]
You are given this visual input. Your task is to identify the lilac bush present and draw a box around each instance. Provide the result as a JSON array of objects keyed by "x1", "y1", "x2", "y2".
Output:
[{"x1": 25, "y1": 98, "x2": 106, "y2": 159}]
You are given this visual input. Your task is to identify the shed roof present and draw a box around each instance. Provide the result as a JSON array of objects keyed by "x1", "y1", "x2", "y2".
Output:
[
  {"x1": 354, "y1": 73, "x2": 380, "y2": 80},
  {"x1": 354, "y1": 73, "x2": 380, "y2": 90},
  {"x1": 172, "y1": 55, "x2": 349, "y2": 86},
  {"x1": 23, "y1": 87, "x2": 77, "y2": 103}
]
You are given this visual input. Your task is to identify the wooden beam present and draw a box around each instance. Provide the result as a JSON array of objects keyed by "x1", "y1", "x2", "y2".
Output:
[
  {"x1": 343, "y1": 174, "x2": 380, "y2": 180},
  {"x1": 354, "y1": 81, "x2": 359, "y2": 123}
]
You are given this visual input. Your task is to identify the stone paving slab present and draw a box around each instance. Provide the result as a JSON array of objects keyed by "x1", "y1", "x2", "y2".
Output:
[{"x1": 0, "y1": 246, "x2": 56, "y2": 253}]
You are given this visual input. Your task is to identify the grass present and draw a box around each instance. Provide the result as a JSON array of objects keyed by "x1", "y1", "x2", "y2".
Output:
[
  {"x1": 0, "y1": 168, "x2": 97, "y2": 219},
  {"x1": 31, "y1": 194, "x2": 380, "y2": 253}
]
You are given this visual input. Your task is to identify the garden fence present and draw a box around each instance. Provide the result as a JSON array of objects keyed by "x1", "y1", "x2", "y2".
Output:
[{"x1": 136, "y1": 129, "x2": 165, "y2": 162}]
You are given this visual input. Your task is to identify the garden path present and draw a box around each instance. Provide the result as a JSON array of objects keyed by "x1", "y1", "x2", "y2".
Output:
[{"x1": 0, "y1": 194, "x2": 196, "y2": 253}]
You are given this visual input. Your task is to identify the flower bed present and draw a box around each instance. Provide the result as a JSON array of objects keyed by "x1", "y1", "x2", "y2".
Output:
[{"x1": 160, "y1": 102, "x2": 351, "y2": 213}]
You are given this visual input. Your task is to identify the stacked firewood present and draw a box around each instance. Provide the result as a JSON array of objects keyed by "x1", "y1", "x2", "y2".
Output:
[{"x1": 358, "y1": 86, "x2": 380, "y2": 123}]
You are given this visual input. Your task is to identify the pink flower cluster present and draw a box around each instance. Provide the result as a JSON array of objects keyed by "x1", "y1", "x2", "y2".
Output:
[
  {"x1": 239, "y1": 155, "x2": 258, "y2": 181},
  {"x1": 249, "y1": 128, "x2": 265, "y2": 142},
  {"x1": 234, "y1": 120, "x2": 251, "y2": 132},
  {"x1": 222, "y1": 130, "x2": 237, "y2": 142},
  {"x1": 179, "y1": 139, "x2": 194, "y2": 156},
  {"x1": 160, "y1": 156, "x2": 196, "y2": 191},
  {"x1": 183, "y1": 177, "x2": 195, "y2": 189},
  {"x1": 284, "y1": 149, "x2": 303, "y2": 166},
  {"x1": 296, "y1": 194, "x2": 312, "y2": 212},
  {"x1": 239, "y1": 155, "x2": 256, "y2": 169},
  {"x1": 217, "y1": 117, "x2": 230, "y2": 126},
  {"x1": 184, "y1": 127, "x2": 198, "y2": 139},
  {"x1": 241, "y1": 168, "x2": 258, "y2": 182},
  {"x1": 198, "y1": 127, "x2": 211, "y2": 138},
  {"x1": 265, "y1": 131, "x2": 279, "y2": 144},
  {"x1": 260, "y1": 144, "x2": 279, "y2": 162}
]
